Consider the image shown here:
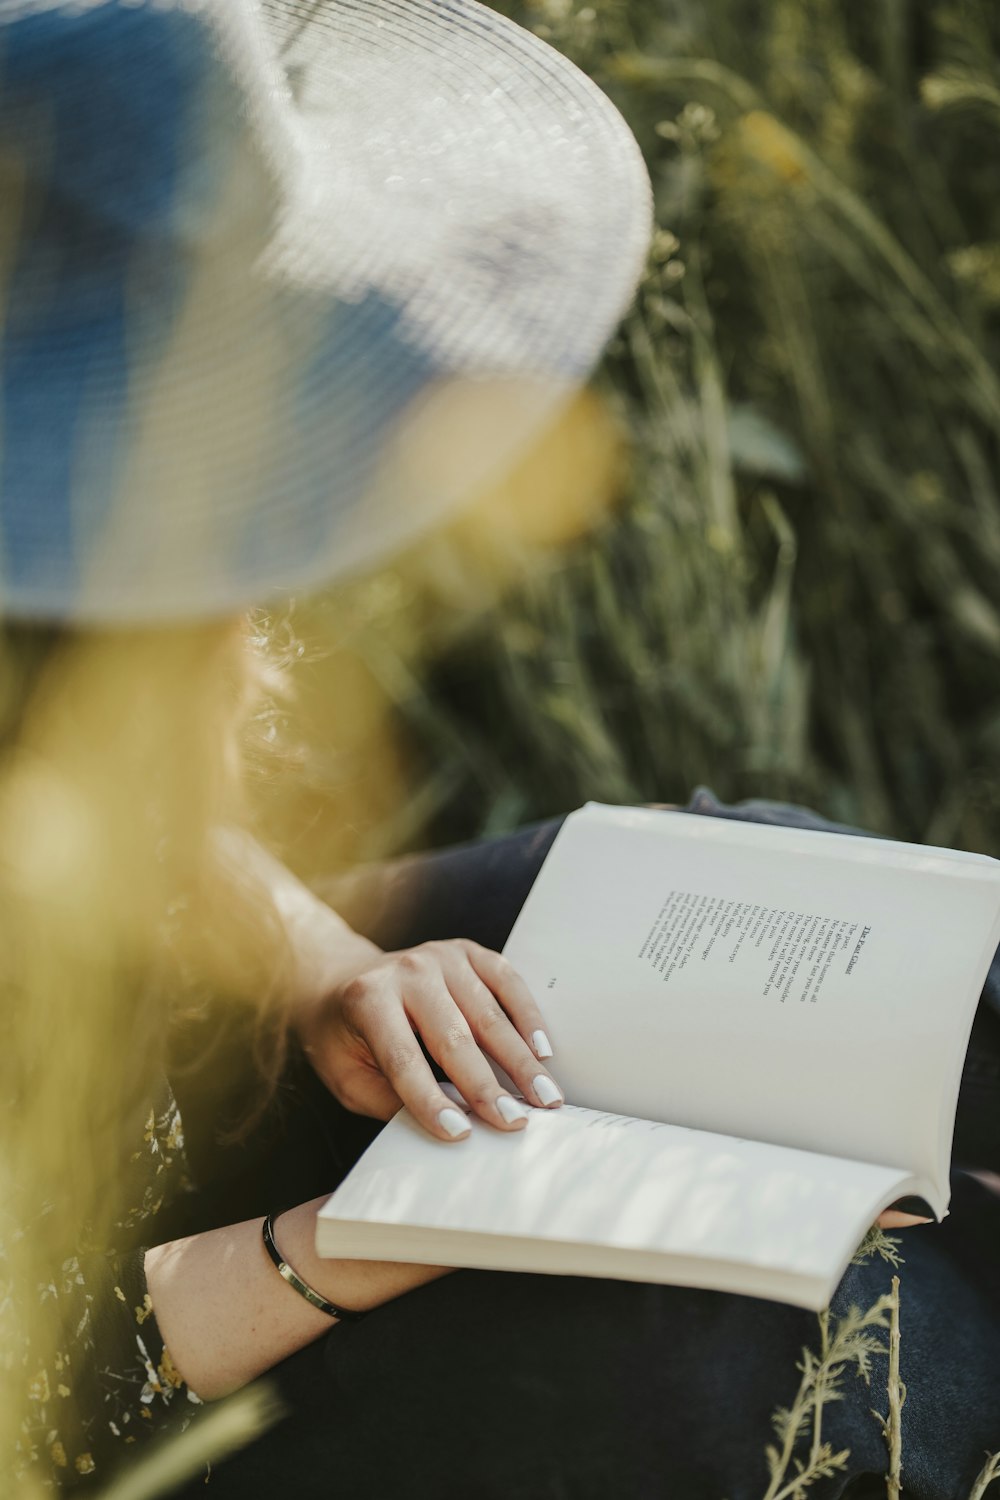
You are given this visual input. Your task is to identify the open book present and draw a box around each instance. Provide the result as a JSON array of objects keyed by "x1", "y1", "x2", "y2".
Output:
[{"x1": 317, "y1": 804, "x2": 1000, "y2": 1309}]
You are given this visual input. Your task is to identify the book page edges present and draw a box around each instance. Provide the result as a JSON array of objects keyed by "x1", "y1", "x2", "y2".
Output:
[{"x1": 316, "y1": 1172, "x2": 919, "y2": 1314}]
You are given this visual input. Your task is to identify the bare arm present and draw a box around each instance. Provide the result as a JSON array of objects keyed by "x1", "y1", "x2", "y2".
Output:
[
  {"x1": 145, "y1": 1199, "x2": 449, "y2": 1401},
  {"x1": 149, "y1": 837, "x2": 558, "y2": 1398},
  {"x1": 213, "y1": 828, "x2": 383, "y2": 999},
  {"x1": 218, "y1": 828, "x2": 562, "y2": 1137}
]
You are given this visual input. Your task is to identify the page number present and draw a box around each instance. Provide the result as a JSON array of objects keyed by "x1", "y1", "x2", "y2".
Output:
[{"x1": 547, "y1": 977, "x2": 557, "y2": 989}]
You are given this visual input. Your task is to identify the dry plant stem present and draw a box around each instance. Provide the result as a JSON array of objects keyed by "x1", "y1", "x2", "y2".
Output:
[
  {"x1": 761, "y1": 1289, "x2": 895, "y2": 1500},
  {"x1": 761, "y1": 1359, "x2": 815, "y2": 1500},
  {"x1": 810, "y1": 1306, "x2": 831, "y2": 1467},
  {"x1": 885, "y1": 1276, "x2": 904, "y2": 1500},
  {"x1": 871, "y1": 1277, "x2": 905, "y2": 1498},
  {"x1": 969, "y1": 1452, "x2": 1000, "y2": 1500},
  {"x1": 768, "y1": 1448, "x2": 850, "y2": 1500}
]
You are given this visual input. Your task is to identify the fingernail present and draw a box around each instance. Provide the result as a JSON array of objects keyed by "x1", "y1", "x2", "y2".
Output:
[
  {"x1": 533, "y1": 1075, "x2": 563, "y2": 1107},
  {"x1": 531, "y1": 1029, "x2": 553, "y2": 1059},
  {"x1": 496, "y1": 1095, "x2": 531, "y2": 1125},
  {"x1": 438, "y1": 1107, "x2": 471, "y2": 1139}
]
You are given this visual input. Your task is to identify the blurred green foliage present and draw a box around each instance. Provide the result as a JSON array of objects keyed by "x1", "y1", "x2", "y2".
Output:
[{"x1": 282, "y1": 0, "x2": 1000, "y2": 864}]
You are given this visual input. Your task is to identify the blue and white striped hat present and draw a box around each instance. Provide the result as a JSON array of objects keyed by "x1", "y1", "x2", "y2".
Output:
[{"x1": 0, "y1": 0, "x2": 651, "y2": 622}]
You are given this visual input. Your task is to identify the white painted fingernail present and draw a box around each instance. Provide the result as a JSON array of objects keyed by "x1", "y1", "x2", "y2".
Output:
[
  {"x1": 531, "y1": 1029, "x2": 554, "y2": 1059},
  {"x1": 438, "y1": 1107, "x2": 471, "y2": 1138},
  {"x1": 533, "y1": 1075, "x2": 563, "y2": 1107},
  {"x1": 496, "y1": 1095, "x2": 531, "y2": 1124}
]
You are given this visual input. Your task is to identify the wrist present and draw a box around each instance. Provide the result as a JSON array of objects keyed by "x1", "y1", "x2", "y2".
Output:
[
  {"x1": 290, "y1": 921, "x2": 382, "y2": 1036},
  {"x1": 272, "y1": 1200, "x2": 449, "y2": 1314},
  {"x1": 313, "y1": 924, "x2": 383, "y2": 996},
  {"x1": 214, "y1": 827, "x2": 382, "y2": 1012}
]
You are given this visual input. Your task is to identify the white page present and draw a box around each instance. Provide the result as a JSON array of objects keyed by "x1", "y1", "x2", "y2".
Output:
[
  {"x1": 317, "y1": 1102, "x2": 912, "y2": 1310},
  {"x1": 501, "y1": 804, "x2": 1000, "y2": 1211}
]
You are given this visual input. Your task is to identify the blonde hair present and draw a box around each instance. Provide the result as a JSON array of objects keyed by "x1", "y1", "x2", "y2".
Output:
[{"x1": 0, "y1": 617, "x2": 291, "y2": 1489}]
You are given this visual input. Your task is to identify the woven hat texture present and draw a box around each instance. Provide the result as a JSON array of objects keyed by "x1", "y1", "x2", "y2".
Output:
[{"x1": 0, "y1": 0, "x2": 651, "y2": 622}]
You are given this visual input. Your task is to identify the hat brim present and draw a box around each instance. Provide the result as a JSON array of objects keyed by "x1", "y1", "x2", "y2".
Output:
[{"x1": 2, "y1": 0, "x2": 651, "y2": 622}]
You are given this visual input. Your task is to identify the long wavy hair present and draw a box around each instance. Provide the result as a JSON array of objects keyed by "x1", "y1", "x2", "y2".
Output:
[{"x1": 0, "y1": 616, "x2": 292, "y2": 1484}]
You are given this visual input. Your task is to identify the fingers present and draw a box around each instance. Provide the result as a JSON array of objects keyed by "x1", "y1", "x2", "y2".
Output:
[
  {"x1": 459, "y1": 941, "x2": 555, "y2": 1065},
  {"x1": 443, "y1": 953, "x2": 563, "y2": 1111},
  {"x1": 400, "y1": 962, "x2": 541, "y2": 1132},
  {"x1": 877, "y1": 1209, "x2": 933, "y2": 1229},
  {"x1": 336, "y1": 940, "x2": 561, "y2": 1141},
  {"x1": 344, "y1": 981, "x2": 475, "y2": 1142}
]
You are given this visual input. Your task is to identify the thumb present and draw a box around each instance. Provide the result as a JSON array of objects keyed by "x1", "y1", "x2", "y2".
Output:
[
  {"x1": 332, "y1": 1063, "x2": 402, "y2": 1123},
  {"x1": 299, "y1": 1029, "x2": 403, "y2": 1122}
]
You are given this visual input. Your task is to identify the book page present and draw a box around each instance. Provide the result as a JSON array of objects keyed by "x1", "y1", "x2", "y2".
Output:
[
  {"x1": 501, "y1": 804, "x2": 1000, "y2": 1210},
  {"x1": 317, "y1": 1101, "x2": 912, "y2": 1310}
]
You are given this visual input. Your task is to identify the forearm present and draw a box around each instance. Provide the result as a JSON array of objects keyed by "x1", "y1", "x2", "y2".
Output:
[
  {"x1": 214, "y1": 827, "x2": 382, "y2": 1001},
  {"x1": 145, "y1": 1198, "x2": 448, "y2": 1400}
]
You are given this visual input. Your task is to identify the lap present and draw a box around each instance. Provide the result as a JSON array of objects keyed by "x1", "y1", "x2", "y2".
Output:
[
  {"x1": 174, "y1": 1174, "x2": 1000, "y2": 1500},
  {"x1": 167, "y1": 803, "x2": 1000, "y2": 1496}
]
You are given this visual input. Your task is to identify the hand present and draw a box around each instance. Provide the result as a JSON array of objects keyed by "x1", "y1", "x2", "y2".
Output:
[
  {"x1": 876, "y1": 1208, "x2": 932, "y2": 1229},
  {"x1": 296, "y1": 938, "x2": 561, "y2": 1142}
]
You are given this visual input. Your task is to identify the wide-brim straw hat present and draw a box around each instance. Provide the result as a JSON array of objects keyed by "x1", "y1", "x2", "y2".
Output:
[{"x1": 0, "y1": 0, "x2": 651, "y2": 623}]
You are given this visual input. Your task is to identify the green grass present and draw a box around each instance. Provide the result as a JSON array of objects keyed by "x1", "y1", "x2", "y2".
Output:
[
  {"x1": 271, "y1": 0, "x2": 1000, "y2": 870},
  {"x1": 234, "y1": 19, "x2": 1000, "y2": 1494}
]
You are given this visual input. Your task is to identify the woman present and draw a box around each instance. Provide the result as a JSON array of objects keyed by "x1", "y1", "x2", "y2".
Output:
[{"x1": 2, "y1": 1, "x2": 999, "y2": 1496}]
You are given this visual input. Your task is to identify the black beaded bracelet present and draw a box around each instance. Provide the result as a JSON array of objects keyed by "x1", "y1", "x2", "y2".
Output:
[{"x1": 262, "y1": 1212, "x2": 367, "y2": 1322}]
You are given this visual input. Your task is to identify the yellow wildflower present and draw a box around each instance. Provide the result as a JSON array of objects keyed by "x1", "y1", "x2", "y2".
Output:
[
  {"x1": 74, "y1": 1453, "x2": 96, "y2": 1475},
  {"x1": 738, "y1": 111, "x2": 807, "y2": 183},
  {"x1": 158, "y1": 1347, "x2": 184, "y2": 1390}
]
